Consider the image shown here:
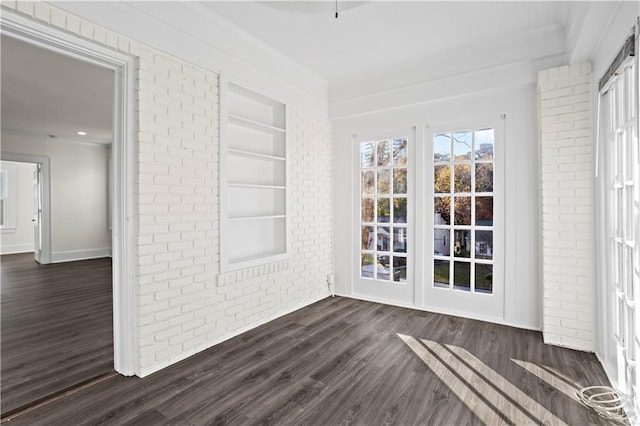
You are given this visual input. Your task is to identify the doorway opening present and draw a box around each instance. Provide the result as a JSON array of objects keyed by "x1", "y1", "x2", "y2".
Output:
[
  {"x1": 0, "y1": 160, "x2": 38, "y2": 257},
  {"x1": 0, "y1": 35, "x2": 115, "y2": 416},
  {"x1": 1, "y1": 10, "x2": 137, "y2": 416}
]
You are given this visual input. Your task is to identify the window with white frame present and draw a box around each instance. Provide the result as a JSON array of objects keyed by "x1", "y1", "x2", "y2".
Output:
[
  {"x1": 359, "y1": 138, "x2": 408, "y2": 282},
  {"x1": 599, "y1": 27, "x2": 638, "y2": 415},
  {"x1": 432, "y1": 128, "x2": 495, "y2": 294}
]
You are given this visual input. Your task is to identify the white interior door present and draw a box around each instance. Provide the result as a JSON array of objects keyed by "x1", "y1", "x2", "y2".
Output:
[
  {"x1": 32, "y1": 163, "x2": 42, "y2": 263},
  {"x1": 422, "y1": 121, "x2": 505, "y2": 321},
  {"x1": 352, "y1": 129, "x2": 414, "y2": 305}
]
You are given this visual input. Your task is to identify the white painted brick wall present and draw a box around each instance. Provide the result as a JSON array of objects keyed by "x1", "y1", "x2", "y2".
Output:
[
  {"x1": 136, "y1": 46, "x2": 220, "y2": 372},
  {"x1": 4, "y1": 2, "x2": 333, "y2": 376},
  {"x1": 538, "y1": 63, "x2": 594, "y2": 351}
]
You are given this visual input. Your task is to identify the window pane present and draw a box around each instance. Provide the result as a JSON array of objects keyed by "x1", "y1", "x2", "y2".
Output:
[
  {"x1": 434, "y1": 196, "x2": 450, "y2": 225},
  {"x1": 475, "y1": 231, "x2": 493, "y2": 260},
  {"x1": 433, "y1": 126, "x2": 496, "y2": 294},
  {"x1": 392, "y1": 256, "x2": 407, "y2": 282},
  {"x1": 393, "y1": 168, "x2": 407, "y2": 194},
  {"x1": 434, "y1": 259, "x2": 449, "y2": 288},
  {"x1": 361, "y1": 226, "x2": 374, "y2": 250},
  {"x1": 361, "y1": 198, "x2": 374, "y2": 222},
  {"x1": 361, "y1": 134, "x2": 410, "y2": 285},
  {"x1": 475, "y1": 129, "x2": 494, "y2": 160},
  {"x1": 361, "y1": 254, "x2": 374, "y2": 278},
  {"x1": 434, "y1": 165, "x2": 451, "y2": 193},
  {"x1": 393, "y1": 138, "x2": 408, "y2": 166},
  {"x1": 361, "y1": 142, "x2": 374, "y2": 168},
  {"x1": 475, "y1": 163, "x2": 493, "y2": 192},
  {"x1": 625, "y1": 186, "x2": 634, "y2": 241},
  {"x1": 475, "y1": 196, "x2": 493, "y2": 226},
  {"x1": 377, "y1": 226, "x2": 390, "y2": 251},
  {"x1": 453, "y1": 131, "x2": 472, "y2": 161},
  {"x1": 434, "y1": 228, "x2": 450, "y2": 257},
  {"x1": 475, "y1": 263, "x2": 493, "y2": 293},
  {"x1": 377, "y1": 140, "x2": 391, "y2": 167},
  {"x1": 453, "y1": 229, "x2": 471, "y2": 258},
  {"x1": 377, "y1": 254, "x2": 390, "y2": 280},
  {"x1": 377, "y1": 198, "x2": 390, "y2": 223},
  {"x1": 393, "y1": 227, "x2": 407, "y2": 253},
  {"x1": 393, "y1": 197, "x2": 407, "y2": 223},
  {"x1": 454, "y1": 196, "x2": 471, "y2": 225},
  {"x1": 454, "y1": 262, "x2": 471, "y2": 291},
  {"x1": 361, "y1": 170, "x2": 375, "y2": 195},
  {"x1": 377, "y1": 169, "x2": 391, "y2": 194},
  {"x1": 454, "y1": 164, "x2": 471, "y2": 192},
  {"x1": 434, "y1": 133, "x2": 451, "y2": 162}
]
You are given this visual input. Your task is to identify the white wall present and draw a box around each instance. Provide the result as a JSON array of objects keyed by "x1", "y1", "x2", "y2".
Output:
[
  {"x1": 329, "y1": 26, "x2": 566, "y2": 120},
  {"x1": 1, "y1": 133, "x2": 111, "y2": 260},
  {"x1": 333, "y1": 83, "x2": 542, "y2": 329},
  {"x1": 328, "y1": 12, "x2": 572, "y2": 330},
  {"x1": 329, "y1": 13, "x2": 571, "y2": 330},
  {"x1": 0, "y1": 161, "x2": 36, "y2": 254}
]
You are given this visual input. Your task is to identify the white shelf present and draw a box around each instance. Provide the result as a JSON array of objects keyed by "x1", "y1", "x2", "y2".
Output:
[
  {"x1": 229, "y1": 251, "x2": 287, "y2": 266},
  {"x1": 221, "y1": 80, "x2": 288, "y2": 273},
  {"x1": 228, "y1": 148, "x2": 285, "y2": 162},
  {"x1": 228, "y1": 183, "x2": 286, "y2": 190},
  {"x1": 229, "y1": 114, "x2": 285, "y2": 134},
  {"x1": 229, "y1": 215, "x2": 286, "y2": 222}
]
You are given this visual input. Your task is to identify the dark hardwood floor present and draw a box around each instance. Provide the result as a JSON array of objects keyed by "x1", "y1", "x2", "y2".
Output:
[
  {"x1": 3, "y1": 295, "x2": 613, "y2": 425},
  {"x1": 1, "y1": 253, "x2": 113, "y2": 416}
]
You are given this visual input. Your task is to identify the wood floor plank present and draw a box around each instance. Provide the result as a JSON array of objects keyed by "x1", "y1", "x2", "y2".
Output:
[
  {"x1": 4, "y1": 296, "x2": 616, "y2": 426},
  {"x1": 1, "y1": 253, "x2": 113, "y2": 416}
]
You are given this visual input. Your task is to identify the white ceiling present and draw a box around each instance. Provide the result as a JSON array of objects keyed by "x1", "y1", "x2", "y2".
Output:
[
  {"x1": 1, "y1": 35, "x2": 114, "y2": 144},
  {"x1": 203, "y1": 1, "x2": 571, "y2": 83},
  {"x1": 1, "y1": 2, "x2": 572, "y2": 140}
]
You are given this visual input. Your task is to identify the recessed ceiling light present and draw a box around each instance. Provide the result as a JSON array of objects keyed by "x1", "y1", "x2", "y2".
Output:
[{"x1": 77, "y1": 131, "x2": 87, "y2": 136}]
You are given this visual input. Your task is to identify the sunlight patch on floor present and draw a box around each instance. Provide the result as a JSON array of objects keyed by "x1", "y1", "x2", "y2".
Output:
[
  {"x1": 510, "y1": 359, "x2": 579, "y2": 401},
  {"x1": 398, "y1": 334, "x2": 568, "y2": 426}
]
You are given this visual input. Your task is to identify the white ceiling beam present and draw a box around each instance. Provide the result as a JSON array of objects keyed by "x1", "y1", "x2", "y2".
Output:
[{"x1": 565, "y1": 1, "x2": 624, "y2": 64}]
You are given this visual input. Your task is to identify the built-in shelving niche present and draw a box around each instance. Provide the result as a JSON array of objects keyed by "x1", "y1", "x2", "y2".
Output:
[{"x1": 220, "y1": 79, "x2": 289, "y2": 273}]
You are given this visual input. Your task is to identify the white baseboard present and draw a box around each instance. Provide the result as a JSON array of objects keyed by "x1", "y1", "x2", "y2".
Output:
[
  {"x1": 51, "y1": 248, "x2": 112, "y2": 263},
  {"x1": 1, "y1": 243, "x2": 35, "y2": 255},
  {"x1": 336, "y1": 292, "x2": 543, "y2": 332}
]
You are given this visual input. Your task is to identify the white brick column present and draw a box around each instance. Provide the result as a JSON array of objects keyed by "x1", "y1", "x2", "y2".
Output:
[{"x1": 538, "y1": 63, "x2": 594, "y2": 351}]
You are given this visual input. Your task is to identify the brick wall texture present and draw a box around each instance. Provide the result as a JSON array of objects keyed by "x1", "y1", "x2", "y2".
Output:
[
  {"x1": 538, "y1": 63, "x2": 594, "y2": 351},
  {"x1": 3, "y1": 1, "x2": 334, "y2": 375}
]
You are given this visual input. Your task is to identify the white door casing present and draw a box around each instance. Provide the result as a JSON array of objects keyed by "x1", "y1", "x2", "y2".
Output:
[
  {"x1": 32, "y1": 163, "x2": 42, "y2": 263},
  {"x1": 1, "y1": 11, "x2": 137, "y2": 376}
]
